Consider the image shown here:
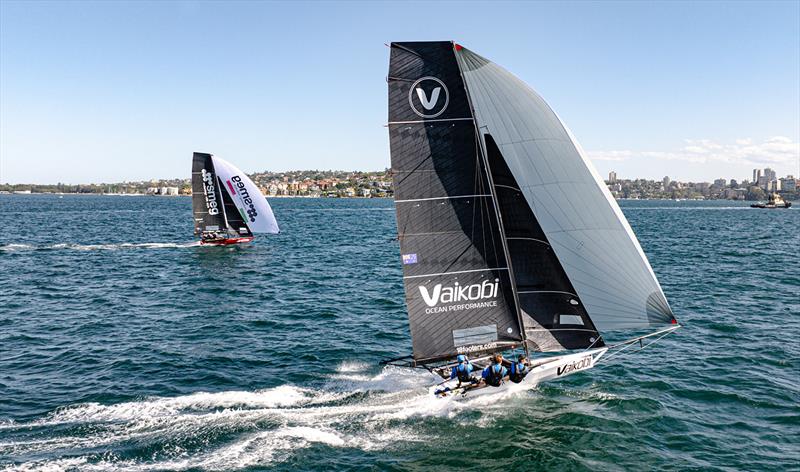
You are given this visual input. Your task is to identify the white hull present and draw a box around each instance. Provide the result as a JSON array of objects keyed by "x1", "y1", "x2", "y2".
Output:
[{"x1": 431, "y1": 347, "x2": 608, "y2": 400}]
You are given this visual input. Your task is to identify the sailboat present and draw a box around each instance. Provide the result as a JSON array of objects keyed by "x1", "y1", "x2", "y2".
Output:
[
  {"x1": 191, "y1": 152, "x2": 280, "y2": 245},
  {"x1": 382, "y1": 42, "x2": 679, "y2": 399}
]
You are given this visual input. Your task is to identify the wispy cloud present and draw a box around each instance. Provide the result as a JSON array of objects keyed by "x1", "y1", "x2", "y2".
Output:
[{"x1": 588, "y1": 136, "x2": 800, "y2": 167}]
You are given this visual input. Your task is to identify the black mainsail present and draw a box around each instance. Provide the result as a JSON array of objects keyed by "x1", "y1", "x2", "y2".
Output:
[
  {"x1": 387, "y1": 41, "x2": 677, "y2": 368},
  {"x1": 388, "y1": 42, "x2": 523, "y2": 363},
  {"x1": 191, "y1": 152, "x2": 231, "y2": 235}
]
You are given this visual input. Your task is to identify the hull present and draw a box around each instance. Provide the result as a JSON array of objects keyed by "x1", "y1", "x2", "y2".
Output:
[
  {"x1": 750, "y1": 203, "x2": 791, "y2": 208},
  {"x1": 432, "y1": 347, "x2": 608, "y2": 400},
  {"x1": 200, "y1": 236, "x2": 254, "y2": 246}
]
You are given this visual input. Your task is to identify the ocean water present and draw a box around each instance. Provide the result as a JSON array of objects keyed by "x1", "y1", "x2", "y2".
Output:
[{"x1": 1, "y1": 195, "x2": 798, "y2": 471}]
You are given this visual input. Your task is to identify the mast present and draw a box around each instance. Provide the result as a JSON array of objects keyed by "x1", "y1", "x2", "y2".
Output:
[
  {"x1": 217, "y1": 176, "x2": 231, "y2": 234},
  {"x1": 453, "y1": 42, "x2": 529, "y2": 359}
]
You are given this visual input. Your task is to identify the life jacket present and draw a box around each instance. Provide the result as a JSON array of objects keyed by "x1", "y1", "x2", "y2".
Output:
[
  {"x1": 509, "y1": 362, "x2": 527, "y2": 383},
  {"x1": 455, "y1": 363, "x2": 473, "y2": 382},
  {"x1": 485, "y1": 364, "x2": 505, "y2": 387}
]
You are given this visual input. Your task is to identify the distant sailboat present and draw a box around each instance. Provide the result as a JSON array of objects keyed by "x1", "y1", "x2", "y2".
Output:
[
  {"x1": 191, "y1": 152, "x2": 279, "y2": 245},
  {"x1": 382, "y1": 42, "x2": 679, "y2": 399}
]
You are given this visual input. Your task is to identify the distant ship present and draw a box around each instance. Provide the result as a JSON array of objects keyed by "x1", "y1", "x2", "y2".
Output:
[
  {"x1": 191, "y1": 152, "x2": 280, "y2": 245},
  {"x1": 750, "y1": 193, "x2": 792, "y2": 209}
]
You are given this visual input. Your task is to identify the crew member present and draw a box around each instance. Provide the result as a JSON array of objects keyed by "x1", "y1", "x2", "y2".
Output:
[
  {"x1": 450, "y1": 354, "x2": 478, "y2": 386},
  {"x1": 482, "y1": 354, "x2": 507, "y2": 387},
  {"x1": 508, "y1": 354, "x2": 528, "y2": 383}
]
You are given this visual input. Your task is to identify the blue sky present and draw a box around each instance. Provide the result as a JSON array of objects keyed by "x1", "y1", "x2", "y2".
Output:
[{"x1": 1, "y1": 0, "x2": 798, "y2": 184}]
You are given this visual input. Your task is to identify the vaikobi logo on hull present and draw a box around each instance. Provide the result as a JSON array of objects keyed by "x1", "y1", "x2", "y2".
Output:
[
  {"x1": 557, "y1": 356, "x2": 592, "y2": 376},
  {"x1": 408, "y1": 76, "x2": 449, "y2": 118},
  {"x1": 417, "y1": 279, "x2": 499, "y2": 314}
]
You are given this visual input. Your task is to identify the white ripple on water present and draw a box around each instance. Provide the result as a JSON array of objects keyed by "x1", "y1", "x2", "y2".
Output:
[
  {"x1": 0, "y1": 364, "x2": 522, "y2": 471},
  {"x1": 0, "y1": 242, "x2": 200, "y2": 252}
]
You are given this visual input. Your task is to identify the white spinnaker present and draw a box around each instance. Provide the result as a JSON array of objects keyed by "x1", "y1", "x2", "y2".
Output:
[
  {"x1": 211, "y1": 156, "x2": 280, "y2": 234},
  {"x1": 456, "y1": 47, "x2": 674, "y2": 330}
]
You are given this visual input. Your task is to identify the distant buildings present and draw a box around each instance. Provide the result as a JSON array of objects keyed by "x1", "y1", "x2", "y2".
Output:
[
  {"x1": 146, "y1": 186, "x2": 179, "y2": 196},
  {"x1": 752, "y1": 167, "x2": 793, "y2": 196},
  {"x1": 604, "y1": 169, "x2": 797, "y2": 201},
  {"x1": 3, "y1": 167, "x2": 795, "y2": 202}
]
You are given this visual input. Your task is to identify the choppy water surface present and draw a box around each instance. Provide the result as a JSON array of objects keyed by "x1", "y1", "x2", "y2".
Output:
[{"x1": 1, "y1": 195, "x2": 798, "y2": 471}]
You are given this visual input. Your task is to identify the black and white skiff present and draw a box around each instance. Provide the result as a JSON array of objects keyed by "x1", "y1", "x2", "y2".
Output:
[{"x1": 381, "y1": 42, "x2": 680, "y2": 400}]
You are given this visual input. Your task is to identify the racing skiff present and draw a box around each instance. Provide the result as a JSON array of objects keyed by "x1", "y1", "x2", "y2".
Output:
[
  {"x1": 191, "y1": 152, "x2": 280, "y2": 245},
  {"x1": 381, "y1": 41, "x2": 680, "y2": 399}
]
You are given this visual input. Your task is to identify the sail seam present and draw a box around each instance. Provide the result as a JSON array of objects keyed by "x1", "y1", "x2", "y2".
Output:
[
  {"x1": 388, "y1": 117, "x2": 474, "y2": 125},
  {"x1": 494, "y1": 184, "x2": 521, "y2": 192},
  {"x1": 403, "y1": 267, "x2": 509, "y2": 279},
  {"x1": 517, "y1": 290, "x2": 578, "y2": 296},
  {"x1": 505, "y1": 236, "x2": 550, "y2": 246},
  {"x1": 394, "y1": 194, "x2": 491, "y2": 203}
]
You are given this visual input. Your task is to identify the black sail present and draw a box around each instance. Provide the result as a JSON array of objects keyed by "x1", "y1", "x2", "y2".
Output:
[
  {"x1": 191, "y1": 152, "x2": 226, "y2": 235},
  {"x1": 219, "y1": 178, "x2": 254, "y2": 237},
  {"x1": 388, "y1": 42, "x2": 523, "y2": 363},
  {"x1": 483, "y1": 134, "x2": 603, "y2": 351}
]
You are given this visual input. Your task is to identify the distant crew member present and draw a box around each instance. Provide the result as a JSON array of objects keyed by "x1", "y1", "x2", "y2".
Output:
[
  {"x1": 482, "y1": 354, "x2": 508, "y2": 387},
  {"x1": 450, "y1": 354, "x2": 478, "y2": 386},
  {"x1": 508, "y1": 354, "x2": 528, "y2": 384}
]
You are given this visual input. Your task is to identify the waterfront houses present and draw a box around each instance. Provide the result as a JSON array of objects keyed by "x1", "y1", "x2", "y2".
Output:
[{"x1": 605, "y1": 168, "x2": 798, "y2": 201}]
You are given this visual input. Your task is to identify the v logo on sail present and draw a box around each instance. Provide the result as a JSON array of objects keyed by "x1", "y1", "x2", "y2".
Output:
[
  {"x1": 416, "y1": 87, "x2": 441, "y2": 110},
  {"x1": 408, "y1": 76, "x2": 449, "y2": 118}
]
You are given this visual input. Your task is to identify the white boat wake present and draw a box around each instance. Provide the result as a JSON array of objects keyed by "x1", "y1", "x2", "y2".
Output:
[
  {"x1": 0, "y1": 364, "x2": 523, "y2": 471},
  {"x1": 0, "y1": 242, "x2": 201, "y2": 252}
]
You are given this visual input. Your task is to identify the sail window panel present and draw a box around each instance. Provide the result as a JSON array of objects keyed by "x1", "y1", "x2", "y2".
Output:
[
  {"x1": 518, "y1": 292, "x2": 588, "y2": 329},
  {"x1": 559, "y1": 314, "x2": 585, "y2": 326},
  {"x1": 507, "y1": 239, "x2": 575, "y2": 293},
  {"x1": 492, "y1": 187, "x2": 547, "y2": 239},
  {"x1": 452, "y1": 325, "x2": 498, "y2": 347},
  {"x1": 525, "y1": 328, "x2": 601, "y2": 352},
  {"x1": 518, "y1": 293, "x2": 601, "y2": 350}
]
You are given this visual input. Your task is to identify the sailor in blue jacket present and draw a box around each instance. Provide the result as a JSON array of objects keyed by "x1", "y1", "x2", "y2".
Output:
[
  {"x1": 450, "y1": 354, "x2": 478, "y2": 386},
  {"x1": 508, "y1": 354, "x2": 528, "y2": 383},
  {"x1": 482, "y1": 354, "x2": 508, "y2": 387}
]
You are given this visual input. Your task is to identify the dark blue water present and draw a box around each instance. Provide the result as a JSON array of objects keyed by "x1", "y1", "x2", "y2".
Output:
[{"x1": 1, "y1": 195, "x2": 798, "y2": 471}]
